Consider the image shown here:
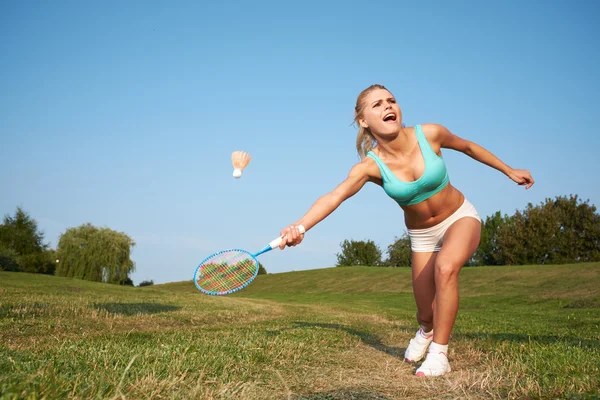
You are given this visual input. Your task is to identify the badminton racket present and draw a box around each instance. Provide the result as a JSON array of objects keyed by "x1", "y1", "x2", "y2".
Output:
[{"x1": 194, "y1": 225, "x2": 305, "y2": 295}]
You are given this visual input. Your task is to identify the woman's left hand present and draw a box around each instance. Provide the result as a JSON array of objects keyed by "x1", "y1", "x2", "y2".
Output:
[{"x1": 508, "y1": 168, "x2": 535, "y2": 189}]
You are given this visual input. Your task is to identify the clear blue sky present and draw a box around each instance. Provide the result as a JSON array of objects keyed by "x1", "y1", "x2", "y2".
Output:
[{"x1": 2, "y1": 1, "x2": 599, "y2": 285}]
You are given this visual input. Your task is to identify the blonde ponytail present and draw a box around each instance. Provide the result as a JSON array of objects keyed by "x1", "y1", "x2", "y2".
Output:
[
  {"x1": 354, "y1": 84, "x2": 387, "y2": 159},
  {"x1": 355, "y1": 125, "x2": 375, "y2": 159}
]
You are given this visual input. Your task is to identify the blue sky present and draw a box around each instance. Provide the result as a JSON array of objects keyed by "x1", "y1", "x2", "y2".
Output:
[{"x1": 2, "y1": 1, "x2": 599, "y2": 285}]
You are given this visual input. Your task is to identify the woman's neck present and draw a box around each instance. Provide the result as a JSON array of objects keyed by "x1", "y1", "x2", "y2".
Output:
[{"x1": 373, "y1": 127, "x2": 414, "y2": 159}]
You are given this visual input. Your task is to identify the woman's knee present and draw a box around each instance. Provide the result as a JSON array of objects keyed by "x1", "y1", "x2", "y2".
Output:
[{"x1": 434, "y1": 259, "x2": 461, "y2": 285}]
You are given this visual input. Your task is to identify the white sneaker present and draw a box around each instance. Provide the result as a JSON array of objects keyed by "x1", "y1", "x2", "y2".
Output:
[
  {"x1": 415, "y1": 351, "x2": 451, "y2": 377},
  {"x1": 404, "y1": 328, "x2": 433, "y2": 363}
]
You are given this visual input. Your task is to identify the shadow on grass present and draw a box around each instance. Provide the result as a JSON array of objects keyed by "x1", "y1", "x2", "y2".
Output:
[
  {"x1": 293, "y1": 388, "x2": 391, "y2": 400},
  {"x1": 391, "y1": 323, "x2": 599, "y2": 350},
  {"x1": 61, "y1": 286, "x2": 84, "y2": 292},
  {"x1": 92, "y1": 302, "x2": 182, "y2": 316},
  {"x1": 268, "y1": 321, "x2": 406, "y2": 359},
  {"x1": 456, "y1": 332, "x2": 600, "y2": 350},
  {"x1": 563, "y1": 299, "x2": 600, "y2": 309},
  {"x1": 0, "y1": 302, "x2": 50, "y2": 319}
]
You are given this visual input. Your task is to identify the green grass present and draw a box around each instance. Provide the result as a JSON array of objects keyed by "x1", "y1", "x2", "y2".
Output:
[{"x1": 1, "y1": 263, "x2": 599, "y2": 399}]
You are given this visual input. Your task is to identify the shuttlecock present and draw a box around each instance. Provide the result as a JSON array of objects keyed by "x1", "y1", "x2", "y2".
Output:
[{"x1": 231, "y1": 150, "x2": 251, "y2": 178}]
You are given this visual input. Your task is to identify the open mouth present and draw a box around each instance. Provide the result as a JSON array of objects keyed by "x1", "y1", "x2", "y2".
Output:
[{"x1": 383, "y1": 112, "x2": 397, "y2": 122}]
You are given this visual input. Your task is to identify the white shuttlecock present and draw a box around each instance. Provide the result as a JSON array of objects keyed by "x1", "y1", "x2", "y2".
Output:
[{"x1": 231, "y1": 150, "x2": 251, "y2": 178}]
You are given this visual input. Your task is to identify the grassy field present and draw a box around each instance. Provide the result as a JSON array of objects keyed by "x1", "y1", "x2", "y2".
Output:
[{"x1": 1, "y1": 263, "x2": 599, "y2": 399}]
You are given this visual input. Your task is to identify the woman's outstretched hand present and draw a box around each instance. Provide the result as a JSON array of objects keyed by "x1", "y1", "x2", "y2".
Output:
[
  {"x1": 508, "y1": 168, "x2": 535, "y2": 189},
  {"x1": 278, "y1": 225, "x2": 305, "y2": 250}
]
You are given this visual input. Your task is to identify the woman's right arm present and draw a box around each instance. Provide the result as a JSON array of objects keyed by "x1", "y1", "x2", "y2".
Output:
[{"x1": 279, "y1": 160, "x2": 372, "y2": 249}]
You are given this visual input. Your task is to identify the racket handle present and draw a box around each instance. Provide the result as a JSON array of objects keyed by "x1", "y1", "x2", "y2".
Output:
[{"x1": 268, "y1": 225, "x2": 306, "y2": 249}]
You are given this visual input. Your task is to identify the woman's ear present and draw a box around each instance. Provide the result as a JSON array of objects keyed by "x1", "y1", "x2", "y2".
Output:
[{"x1": 359, "y1": 118, "x2": 369, "y2": 129}]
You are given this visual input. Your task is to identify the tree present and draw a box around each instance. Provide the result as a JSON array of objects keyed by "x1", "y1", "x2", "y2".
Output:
[
  {"x1": 56, "y1": 223, "x2": 135, "y2": 284},
  {"x1": 336, "y1": 239, "x2": 383, "y2": 266},
  {"x1": 19, "y1": 250, "x2": 57, "y2": 275},
  {"x1": 384, "y1": 233, "x2": 412, "y2": 267},
  {"x1": 0, "y1": 207, "x2": 46, "y2": 255},
  {"x1": 120, "y1": 276, "x2": 134, "y2": 286},
  {"x1": 469, "y1": 211, "x2": 508, "y2": 266},
  {"x1": 0, "y1": 246, "x2": 20, "y2": 272},
  {"x1": 258, "y1": 262, "x2": 267, "y2": 275},
  {"x1": 0, "y1": 207, "x2": 55, "y2": 274},
  {"x1": 494, "y1": 195, "x2": 600, "y2": 265},
  {"x1": 138, "y1": 280, "x2": 154, "y2": 287}
]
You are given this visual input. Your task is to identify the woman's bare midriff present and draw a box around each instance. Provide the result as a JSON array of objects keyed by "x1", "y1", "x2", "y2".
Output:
[{"x1": 402, "y1": 184, "x2": 465, "y2": 229}]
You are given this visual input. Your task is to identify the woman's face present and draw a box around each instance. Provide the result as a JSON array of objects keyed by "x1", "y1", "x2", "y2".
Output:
[{"x1": 358, "y1": 89, "x2": 403, "y2": 136}]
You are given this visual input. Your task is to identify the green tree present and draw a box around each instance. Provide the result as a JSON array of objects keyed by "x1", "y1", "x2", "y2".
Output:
[
  {"x1": 56, "y1": 223, "x2": 136, "y2": 284},
  {"x1": 120, "y1": 276, "x2": 134, "y2": 286},
  {"x1": 0, "y1": 246, "x2": 20, "y2": 272},
  {"x1": 336, "y1": 239, "x2": 383, "y2": 266},
  {"x1": 385, "y1": 233, "x2": 412, "y2": 267},
  {"x1": 470, "y1": 211, "x2": 508, "y2": 266},
  {"x1": 0, "y1": 207, "x2": 46, "y2": 254},
  {"x1": 258, "y1": 262, "x2": 267, "y2": 275},
  {"x1": 19, "y1": 250, "x2": 57, "y2": 275},
  {"x1": 495, "y1": 195, "x2": 600, "y2": 265},
  {"x1": 138, "y1": 280, "x2": 154, "y2": 287},
  {"x1": 0, "y1": 207, "x2": 55, "y2": 274}
]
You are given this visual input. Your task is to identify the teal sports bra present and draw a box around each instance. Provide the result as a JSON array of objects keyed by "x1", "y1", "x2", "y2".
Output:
[{"x1": 366, "y1": 124, "x2": 449, "y2": 206}]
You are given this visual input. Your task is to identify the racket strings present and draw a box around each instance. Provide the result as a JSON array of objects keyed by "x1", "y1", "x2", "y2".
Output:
[{"x1": 195, "y1": 250, "x2": 257, "y2": 294}]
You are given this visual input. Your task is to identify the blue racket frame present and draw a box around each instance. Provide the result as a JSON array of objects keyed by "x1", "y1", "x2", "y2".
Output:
[
  {"x1": 194, "y1": 225, "x2": 305, "y2": 296},
  {"x1": 193, "y1": 244, "x2": 273, "y2": 296}
]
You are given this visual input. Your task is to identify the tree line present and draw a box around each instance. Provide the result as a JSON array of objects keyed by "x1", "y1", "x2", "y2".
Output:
[
  {"x1": 2, "y1": 194, "x2": 598, "y2": 283},
  {"x1": 335, "y1": 195, "x2": 600, "y2": 267},
  {"x1": 0, "y1": 207, "x2": 269, "y2": 285},
  {"x1": 0, "y1": 207, "x2": 137, "y2": 285}
]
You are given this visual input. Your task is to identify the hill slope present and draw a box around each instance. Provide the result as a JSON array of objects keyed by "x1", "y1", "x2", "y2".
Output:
[{"x1": 1, "y1": 263, "x2": 598, "y2": 399}]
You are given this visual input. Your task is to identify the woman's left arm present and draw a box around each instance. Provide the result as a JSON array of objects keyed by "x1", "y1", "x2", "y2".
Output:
[{"x1": 426, "y1": 123, "x2": 535, "y2": 189}]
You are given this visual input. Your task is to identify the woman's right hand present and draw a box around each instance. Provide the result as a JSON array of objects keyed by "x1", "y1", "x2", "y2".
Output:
[{"x1": 278, "y1": 225, "x2": 305, "y2": 250}]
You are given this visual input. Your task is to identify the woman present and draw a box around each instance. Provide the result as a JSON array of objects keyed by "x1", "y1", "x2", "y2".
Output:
[{"x1": 278, "y1": 84, "x2": 534, "y2": 376}]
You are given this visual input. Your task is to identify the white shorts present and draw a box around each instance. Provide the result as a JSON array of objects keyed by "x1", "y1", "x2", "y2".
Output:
[{"x1": 408, "y1": 199, "x2": 481, "y2": 252}]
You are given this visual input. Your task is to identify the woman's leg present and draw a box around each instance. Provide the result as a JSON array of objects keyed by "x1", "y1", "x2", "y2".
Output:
[
  {"x1": 404, "y1": 251, "x2": 437, "y2": 362},
  {"x1": 415, "y1": 217, "x2": 481, "y2": 376},
  {"x1": 411, "y1": 251, "x2": 437, "y2": 332},
  {"x1": 432, "y1": 217, "x2": 481, "y2": 344}
]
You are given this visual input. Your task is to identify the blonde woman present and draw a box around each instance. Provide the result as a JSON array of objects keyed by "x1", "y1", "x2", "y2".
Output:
[{"x1": 278, "y1": 84, "x2": 534, "y2": 376}]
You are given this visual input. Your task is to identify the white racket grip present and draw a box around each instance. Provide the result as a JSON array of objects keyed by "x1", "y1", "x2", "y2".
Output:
[{"x1": 269, "y1": 225, "x2": 306, "y2": 250}]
